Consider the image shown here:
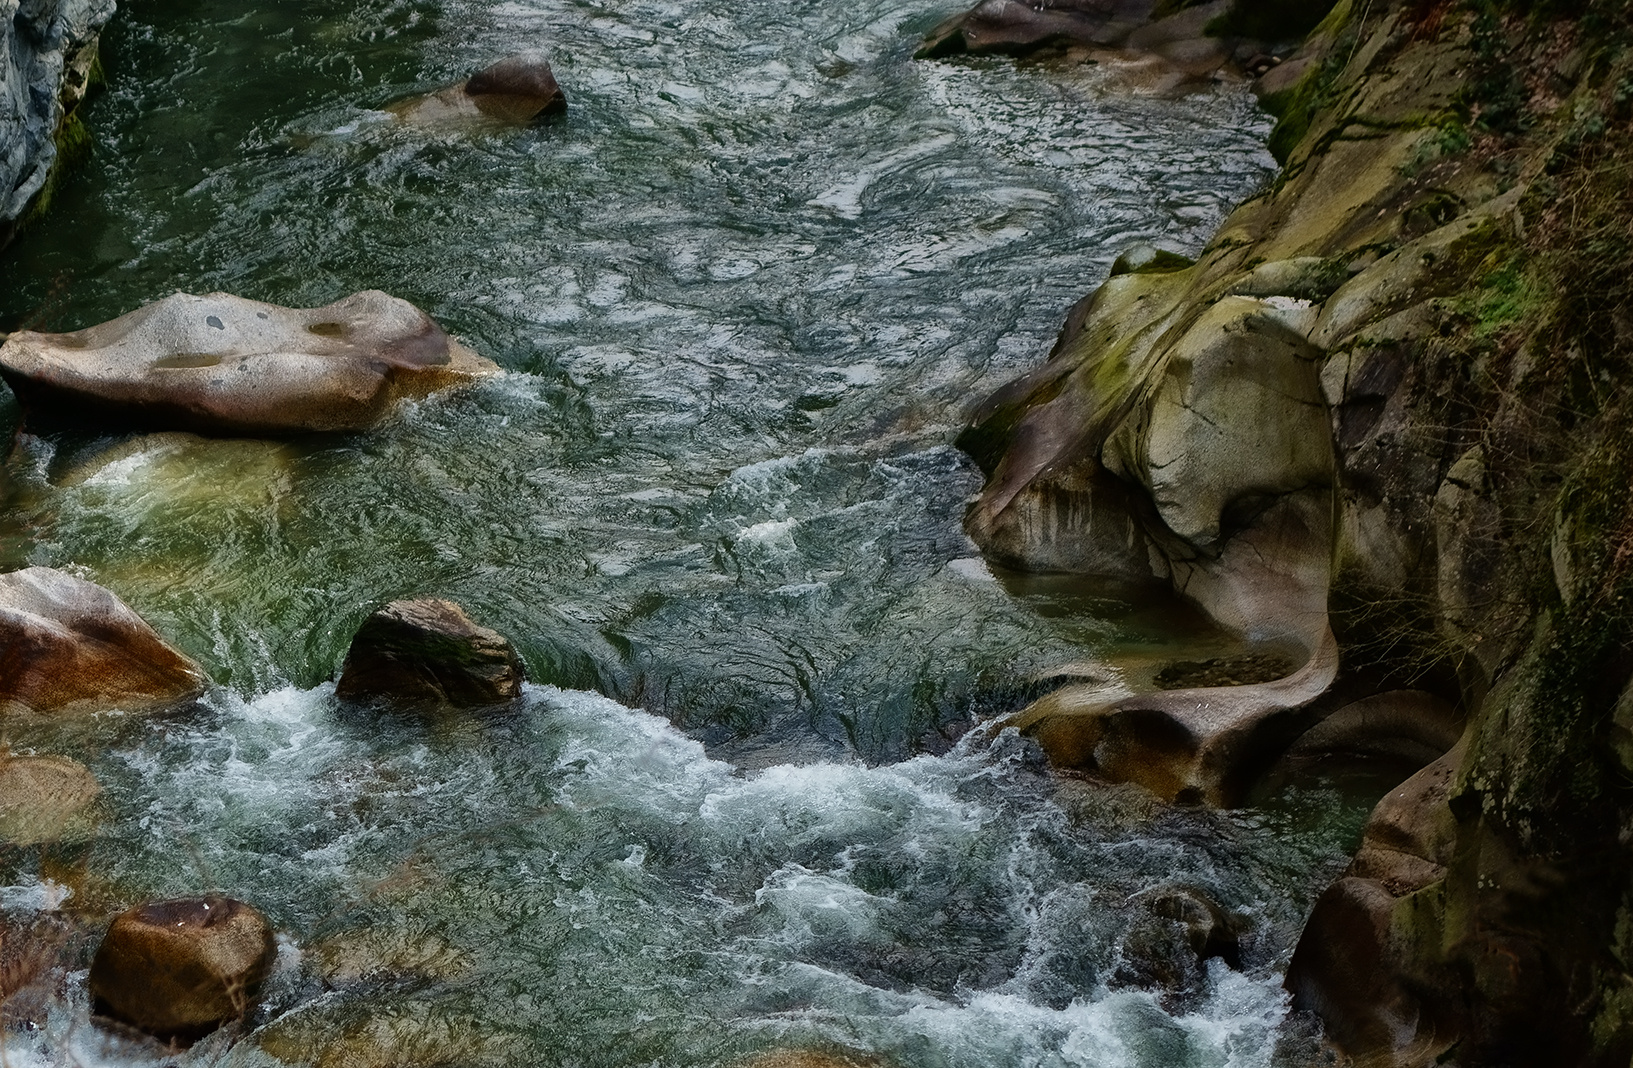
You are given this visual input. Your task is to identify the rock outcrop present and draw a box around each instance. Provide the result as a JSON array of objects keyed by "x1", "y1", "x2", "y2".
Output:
[
  {"x1": 336, "y1": 598, "x2": 525, "y2": 712},
  {"x1": 0, "y1": 290, "x2": 500, "y2": 435},
  {"x1": 0, "y1": 566, "x2": 207, "y2": 717},
  {"x1": 916, "y1": 0, "x2": 1334, "y2": 85},
  {"x1": 1, "y1": 0, "x2": 113, "y2": 247},
  {"x1": 89, "y1": 897, "x2": 277, "y2": 1043},
  {"x1": 960, "y1": 0, "x2": 1633, "y2": 1059},
  {"x1": 388, "y1": 52, "x2": 567, "y2": 128}
]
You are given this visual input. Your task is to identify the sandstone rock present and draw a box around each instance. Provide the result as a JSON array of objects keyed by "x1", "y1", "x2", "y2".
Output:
[
  {"x1": 1013, "y1": 625, "x2": 1338, "y2": 805},
  {"x1": 1116, "y1": 296, "x2": 1329, "y2": 550},
  {"x1": 916, "y1": 0, "x2": 1157, "y2": 60},
  {"x1": 1346, "y1": 740, "x2": 1463, "y2": 893},
  {"x1": 388, "y1": 53, "x2": 567, "y2": 128},
  {"x1": 0, "y1": 290, "x2": 499, "y2": 436},
  {"x1": 1282, "y1": 876, "x2": 1451, "y2": 1062},
  {"x1": 258, "y1": 1008, "x2": 525, "y2": 1068},
  {"x1": 0, "y1": 754, "x2": 100, "y2": 845},
  {"x1": 1279, "y1": 689, "x2": 1461, "y2": 773},
  {"x1": 89, "y1": 897, "x2": 277, "y2": 1043},
  {"x1": 336, "y1": 599, "x2": 524, "y2": 712},
  {"x1": 0, "y1": 566, "x2": 207, "y2": 718},
  {"x1": 314, "y1": 926, "x2": 472, "y2": 987}
]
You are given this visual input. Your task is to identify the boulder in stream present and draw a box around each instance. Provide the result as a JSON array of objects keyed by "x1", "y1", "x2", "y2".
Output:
[
  {"x1": 88, "y1": 896, "x2": 278, "y2": 1043},
  {"x1": 336, "y1": 598, "x2": 525, "y2": 712},
  {"x1": 0, "y1": 290, "x2": 499, "y2": 435},
  {"x1": 388, "y1": 52, "x2": 567, "y2": 128},
  {"x1": 0, "y1": 566, "x2": 207, "y2": 718}
]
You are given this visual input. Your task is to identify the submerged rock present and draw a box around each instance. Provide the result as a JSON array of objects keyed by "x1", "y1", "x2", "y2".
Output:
[
  {"x1": 388, "y1": 53, "x2": 567, "y2": 128},
  {"x1": 336, "y1": 599, "x2": 524, "y2": 712},
  {"x1": 0, "y1": 290, "x2": 499, "y2": 435},
  {"x1": 0, "y1": 566, "x2": 207, "y2": 718},
  {"x1": 0, "y1": 754, "x2": 101, "y2": 845},
  {"x1": 1115, "y1": 884, "x2": 1243, "y2": 996},
  {"x1": 89, "y1": 897, "x2": 277, "y2": 1043}
]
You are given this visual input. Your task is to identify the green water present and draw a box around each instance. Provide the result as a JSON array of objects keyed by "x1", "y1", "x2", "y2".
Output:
[{"x1": 0, "y1": 0, "x2": 1372, "y2": 1063}]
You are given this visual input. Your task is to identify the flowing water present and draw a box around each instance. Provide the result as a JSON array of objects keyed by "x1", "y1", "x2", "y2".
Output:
[{"x1": 0, "y1": 0, "x2": 1368, "y2": 1062}]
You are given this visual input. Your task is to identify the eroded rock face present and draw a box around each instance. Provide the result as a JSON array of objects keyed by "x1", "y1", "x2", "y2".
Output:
[
  {"x1": 388, "y1": 53, "x2": 567, "y2": 128},
  {"x1": 89, "y1": 897, "x2": 277, "y2": 1043},
  {"x1": 0, "y1": 754, "x2": 101, "y2": 845},
  {"x1": 1, "y1": 0, "x2": 113, "y2": 245},
  {"x1": 336, "y1": 599, "x2": 524, "y2": 712},
  {"x1": 0, "y1": 290, "x2": 499, "y2": 435},
  {"x1": 0, "y1": 566, "x2": 207, "y2": 718}
]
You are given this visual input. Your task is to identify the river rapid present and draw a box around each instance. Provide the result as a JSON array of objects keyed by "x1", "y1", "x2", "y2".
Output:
[{"x1": 0, "y1": 0, "x2": 1362, "y2": 1063}]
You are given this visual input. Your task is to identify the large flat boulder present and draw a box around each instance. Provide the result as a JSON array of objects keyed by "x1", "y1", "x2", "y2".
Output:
[
  {"x1": 0, "y1": 566, "x2": 206, "y2": 718},
  {"x1": 0, "y1": 290, "x2": 499, "y2": 435}
]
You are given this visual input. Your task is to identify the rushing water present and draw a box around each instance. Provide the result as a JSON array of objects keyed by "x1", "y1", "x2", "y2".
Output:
[{"x1": 0, "y1": 0, "x2": 1365, "y2": 1062}]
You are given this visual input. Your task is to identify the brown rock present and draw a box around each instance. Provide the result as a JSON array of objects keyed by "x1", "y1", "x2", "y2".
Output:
[
  {"x1": 89, "y1": 897, "x2": 277, "y2": 1043},
  {"x1": 0, "y1": 290, "x2": 498, "y2": 436},
  {"x1": 735, "y1": 1050, "x2": 885, "y2": 1068},
  {"x1": 389, "y1": 53, "x2": 567, "y2": 128},
  {"x1": 0, "y1": 754, "x2": 101, "y2": 845},
  {"x1": 0, "y1": 566, "x2": 207, "y2": 718},
  {"x1": 916, "y1": 0, "x2": 1156, "y2": 59},
  {"x1": 336, "y1": 599, "x2": 524, "y2": 712}
]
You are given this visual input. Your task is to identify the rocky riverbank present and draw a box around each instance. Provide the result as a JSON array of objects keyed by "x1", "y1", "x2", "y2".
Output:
[
  {"x1": 950, "y1": 0, "x2": 1633, "y2": 1061},
  {"x1": 1, "y1": 0, "x2": 112, "y2": 249}
]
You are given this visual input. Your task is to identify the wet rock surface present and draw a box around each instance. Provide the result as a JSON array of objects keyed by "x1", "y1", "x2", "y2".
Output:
[
  {"x1": 0, "y1": 290, "x2": 499, "y2": 435},
  {"x1": 88, "y1": 896, "x2": 277, "y2": 1043},
  {"x1": 388, "y1": 52, "x2": 567, "y2": 128},
  {"x1": 0, "y1": 753, "x2": 101, "y2": 845},
  {"x1": 0, "y1": 0, "x2": 113, "y2": 245},
  {"x1": 336, "y1": 598, "x2": 525, "y2": 712},
  {"x1": 0, "y1": 566, "x2": 207, "y2": 718},
  {"x1": 963, "y1": 0, "x2": 1633, "y2": 1060}
]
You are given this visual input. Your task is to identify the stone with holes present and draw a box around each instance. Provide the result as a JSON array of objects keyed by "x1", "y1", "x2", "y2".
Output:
[
  {"x1": 0, "y1": 290, "x2": 498, "y2": 435},
  {"x1": 89, "y1": 897, "x2": 277, "y2": 1043}
]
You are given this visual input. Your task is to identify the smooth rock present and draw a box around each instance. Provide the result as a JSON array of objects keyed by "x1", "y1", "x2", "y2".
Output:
[
  {"x1": 1015, "y1": 625, "x2": 1339, "y2": 806},
  {"x1": 389, "y1": 52, "x2": 566, "y2": 128},
  {"x1": 916, "y1": 0, "x2": 1155, "y2": 59},
  {"x1": 0, "y1": 754, "x2": 100, "y2": 845},
  {"x1": 0, "y1": 566, "x2": 207, "y2": 718},
  {"x1": 89, "y1": 897, "x2": 277, "y2": 1043},
  {"x1": 1282, "y1": 876, "x2": 1449, "y2": 1061},
  {"x1": 0, "y1": 290, "x2": 499, "y2": 435},
  {"x1": 1281, "y1": 690, "x2": 1461, "y2": 772},
  {"x1": 336, "y1": 599, "x2": 524, "y2": 712}
]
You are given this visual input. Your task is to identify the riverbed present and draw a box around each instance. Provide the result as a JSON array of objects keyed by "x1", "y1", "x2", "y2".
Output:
[{"x1": 0, "y1": 0, "x2": 1363, "y2": 1062}]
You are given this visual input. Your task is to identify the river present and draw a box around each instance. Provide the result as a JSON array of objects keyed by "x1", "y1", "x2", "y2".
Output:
[{"x1": 0, "y1": 0, "x2": 1363, "y2": 1063}]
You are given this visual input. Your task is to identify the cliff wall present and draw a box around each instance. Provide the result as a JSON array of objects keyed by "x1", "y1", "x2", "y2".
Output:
[
  {"x1": 1, "y1": 0, "x2": 113, "y2": 248},
  {"x1": 954, "y1": 0, "x2": 1633, "y2": 1061}
]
